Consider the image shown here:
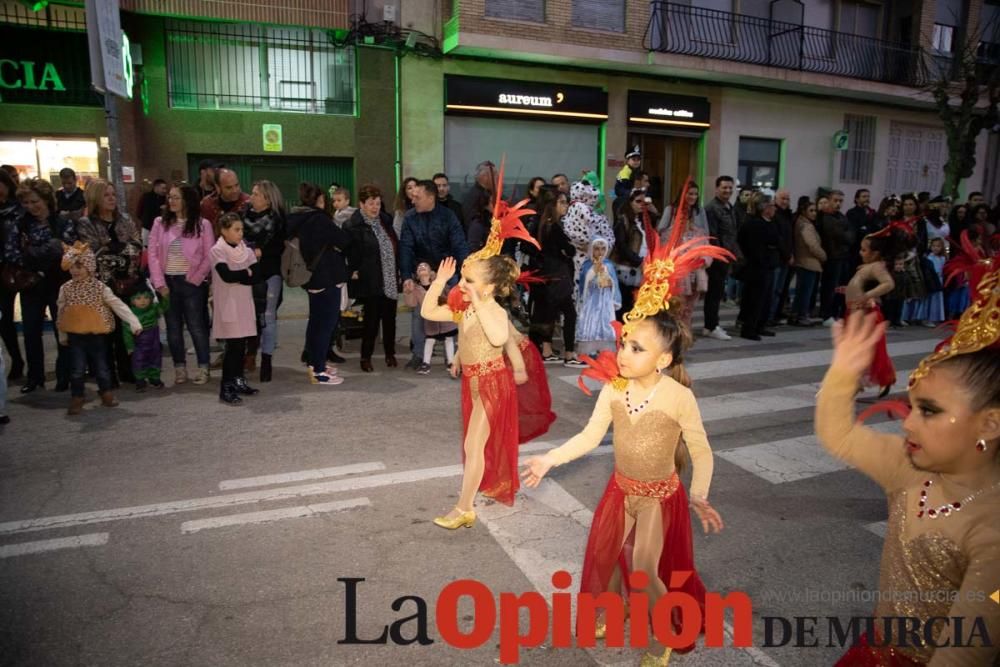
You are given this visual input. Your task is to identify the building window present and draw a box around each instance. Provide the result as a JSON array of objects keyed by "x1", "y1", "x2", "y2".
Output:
[
  {"x1": 485, "y1": 0, "x2": 544, "y2": 22},
  {"x1": 840, "y1": 115, "x2": 876, "y2": 185},
  {"x1": 737, "y1": 138, "x2": 781, "y2": 190},
  {"x1": 572, "y1": 0, "x2": 625, "y2": 31},
  {"x1": 166, "y1": 20, "x2": 356, "y2": 115},
  {"x1": 839, "y1": 0, "x2": 881, "y2": 39},
  {"x1": 933, "y1": 23, "x2": 955, "y2": 53}
]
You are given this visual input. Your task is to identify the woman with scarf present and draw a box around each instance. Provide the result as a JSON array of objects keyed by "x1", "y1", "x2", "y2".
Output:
[
  {"x1": 345, "y1": 184, "x2": 399, "y2": 373},
  {"x1": 241, "y1": 180, "x2": 286, "y2": 381}
]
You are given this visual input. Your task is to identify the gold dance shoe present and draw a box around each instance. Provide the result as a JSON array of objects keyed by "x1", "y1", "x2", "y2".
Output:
[
  {"x1": 433, "y1": 508, "x2": 476, "y2": 530},
  {"x1": 639, "y1": 647, "x2": 673, "y2": 666},
  {"x1": 594, "y1": 606, "x2": 630, "y2": 639}
]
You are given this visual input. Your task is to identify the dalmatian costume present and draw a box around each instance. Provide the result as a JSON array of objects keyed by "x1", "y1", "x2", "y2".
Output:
[{"x1": 563, "y1": 180, "x2": 614, "y2": 304}]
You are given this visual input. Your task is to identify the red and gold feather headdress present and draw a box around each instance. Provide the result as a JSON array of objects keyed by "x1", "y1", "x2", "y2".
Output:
[
  {"x1": 620, "y1": 178, "x2": 736, "y2": 338},
  {"x1": 908, "y1": 262, "x2": 1000, "y2": 388},
  {"x1": 465, "y1": 156, "x2": 540, "y2": 263}
]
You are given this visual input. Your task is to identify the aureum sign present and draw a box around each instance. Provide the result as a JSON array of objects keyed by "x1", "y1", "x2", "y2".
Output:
[{"x1": 445, "y1": 75, "x2": 608, "y2": 122}]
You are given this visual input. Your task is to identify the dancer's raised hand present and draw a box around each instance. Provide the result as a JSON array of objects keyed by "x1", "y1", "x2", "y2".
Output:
[
  {"x1": 831, "y1": 311, "x2": 886, "y2": 377},
  {"x1": 434, "y1": 257, "x2": 456, "y2": 284},
  {"x1": 690, "y1": 496, "x2": 724, "y2": 534},
  {"x1": 521, "y1": 454, "x2": 555, "y2": 488}
]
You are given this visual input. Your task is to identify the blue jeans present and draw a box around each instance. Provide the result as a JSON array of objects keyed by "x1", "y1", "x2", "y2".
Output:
[
  {"x1": 164, "y1": 275, "x2": 210, "y2": 368},
  {"x1": 306, "y1": 287, "x2": 341, "y2": 374},
  {"x1": 792, "y1": 269, "x2": 820, "y2": 320},
  {"x1": 260, "y1": 274, "x2": 282, "y2": 355},
  {"x1": 68, "y1": 333, "x2": 111, "y2": 397},
  {"x1": 20, "y1": 280, "x2": 69, "y2": 385},
  {"x1": 725, "y1": 275, "x2": 742, "y2": 302},
  {"x1": 768, "y1": 265, "x2": 789, "y2": 321}
]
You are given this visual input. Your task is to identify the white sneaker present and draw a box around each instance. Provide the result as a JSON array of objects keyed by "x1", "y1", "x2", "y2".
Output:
[
  {"x1": 701, "y1": 328, "x2": 713, "y2": 337},
  {"x1": 174, "y1": 367, "x2": 188, "y2": 385},
  {"x1": 708, "y1": 327, "x2": 731, "y2": 341},
  {"x1": 822, "y1": 317, "x2": 836, "y2": 328},
  {"x1": 311, "y1": 371, "x2": 344, "y2": 385},
  {"x1": 192, "y1": 367, "x2": 210, "y2": 385}
]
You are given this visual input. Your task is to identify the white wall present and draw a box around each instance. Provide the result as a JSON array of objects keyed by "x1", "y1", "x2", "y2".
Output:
[{"x1": 715, "y1": 88, "x2": 982, "y2": 200}]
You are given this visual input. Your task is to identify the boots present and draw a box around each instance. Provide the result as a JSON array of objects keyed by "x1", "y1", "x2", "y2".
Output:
[
  {"x1": 233, "y1": 376, "x2": 259, "y2": 396},
  {"x1": 260, "y1": 354, "x2": 272, "y2": 382},
  {"x1": 219, "y1": 380, "x2": 243, "y2": 405},
  {"x1": 67, "y1": 396, "x2": 85, "y2": 415},
  {"x1": 99, "y1": 391, "x2": 119, "y2": 408}
]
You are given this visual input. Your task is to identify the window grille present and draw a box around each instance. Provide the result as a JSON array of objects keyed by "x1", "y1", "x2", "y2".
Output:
[
  {"x1": 840, "y1": 114, "x2": 876, "y2": 184},
  {"x1": 166, "y1": 19, "x2": 355, "y2": 115},
  {"x1": 485, "y1": 0, "x2": 544, "y2": 22}
]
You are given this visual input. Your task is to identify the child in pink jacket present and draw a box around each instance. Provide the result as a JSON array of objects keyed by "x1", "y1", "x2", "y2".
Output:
[{"x1": 211, "y1": 213, "x2": 260, "y2": 405}]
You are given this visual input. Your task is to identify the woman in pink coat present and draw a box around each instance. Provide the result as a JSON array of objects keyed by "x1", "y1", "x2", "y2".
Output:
[
  {"x1": 148, "y1": 184, "x2": 215, "y2": 386},
  {"x1": 211, "y1": 213, "x2": 260, "y2": 405}
]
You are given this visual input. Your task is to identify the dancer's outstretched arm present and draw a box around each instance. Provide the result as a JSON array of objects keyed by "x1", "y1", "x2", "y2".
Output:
[
  {"x1": 816, "y1": 312, "x2": 911, "y2": 491},
  {"x1": 504, "y1": 323, "x2": 527, "y2": 384},
  {"x1": 522, "y1": 385, "x2": 613, "y2": 486}
]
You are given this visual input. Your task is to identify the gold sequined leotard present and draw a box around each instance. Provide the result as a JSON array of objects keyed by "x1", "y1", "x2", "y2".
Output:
[
  {"x1": 546, "y1": 377, "x2": 714, "y2": 499},
  {"x1": 816, "y1": 367, "x2": 1000, "y2": 666}
]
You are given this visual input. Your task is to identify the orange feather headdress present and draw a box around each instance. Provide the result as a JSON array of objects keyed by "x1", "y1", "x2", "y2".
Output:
[{"x1": 465, "y1": 156, "x2": 540, "y2": 263}]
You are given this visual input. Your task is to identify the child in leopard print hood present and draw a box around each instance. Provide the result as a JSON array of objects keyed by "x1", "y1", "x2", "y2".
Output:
[{"x1": 57, "y1": 242, "x2": 142, "y2": 415}]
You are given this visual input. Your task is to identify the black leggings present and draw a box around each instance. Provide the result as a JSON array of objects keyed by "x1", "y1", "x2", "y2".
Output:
[
  {"x1": 222, "y1": 337, "x2": 249, "y2": 382},
  {"x1": 529, "y1": 286, "x2": 576, "y2": 353}
]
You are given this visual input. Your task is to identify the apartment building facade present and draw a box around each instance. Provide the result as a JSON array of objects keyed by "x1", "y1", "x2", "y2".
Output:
[
  {"x1": 0, "y1": 0, "x2": 395, "y2": 204},
  {"x1": 398, "y1": 0, "x2": 999, "y2": 207}
]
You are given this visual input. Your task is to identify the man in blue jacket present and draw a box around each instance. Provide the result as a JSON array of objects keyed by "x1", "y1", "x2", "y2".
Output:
[{"x1": 400, "y1": 180, "x2": 470, "y2": 369}]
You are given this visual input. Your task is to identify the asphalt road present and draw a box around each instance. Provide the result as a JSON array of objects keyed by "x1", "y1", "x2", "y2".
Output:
[{"x1": 0, "y1": 296, "x2": 941, "y2": 666}]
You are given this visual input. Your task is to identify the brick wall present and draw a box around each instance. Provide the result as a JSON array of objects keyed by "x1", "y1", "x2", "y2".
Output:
[
  {"x1": 120, "y1": 0, "x2": 349, "y2": 30},
  {"x1": 456, "y1": 0, "x2": 650, "y2": 54}
]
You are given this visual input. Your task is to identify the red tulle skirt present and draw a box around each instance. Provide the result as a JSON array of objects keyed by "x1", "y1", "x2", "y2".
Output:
[
  {"x1": 847, "y1": 306, "x2": 896, "y2": 388},
  {"x1": 513, "y1": 339, "x2": 556, "y2": 443},
  {"x1": 461, "y1": 356, "x2": 520, "y2": 506},
  {"x1": 578, "y1": 471, "x2": 707, "y2": 649},
  {"x1": 835, "y1": 632, "x2": 925, "y2": 666}
]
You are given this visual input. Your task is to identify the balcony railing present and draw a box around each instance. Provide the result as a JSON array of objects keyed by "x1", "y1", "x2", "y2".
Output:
[{"x1": 645, "y1": 2, "x2": 926, "y2": 87}]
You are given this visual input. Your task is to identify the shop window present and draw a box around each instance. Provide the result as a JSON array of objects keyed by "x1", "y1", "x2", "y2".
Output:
[
  {"x1": 840, "y1": 114, "x2": 876, "y2": 185},
  {"x1": 166, "y1": 20, "x2": 355, "y2": 115},
  {"x1": 737, "y1": 137, "x2": 781, "y2": 190},
  {"x1": 486, "y1": 0, "x2": 544, "y2": 22},
  {"x1": 572, "y1": 0, "x2": 624, "y2": 31}
]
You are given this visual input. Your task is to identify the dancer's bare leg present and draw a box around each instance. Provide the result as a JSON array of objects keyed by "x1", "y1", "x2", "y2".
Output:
[{"x1": 441, "y1": 397, "x2": 491, "y2": 519}]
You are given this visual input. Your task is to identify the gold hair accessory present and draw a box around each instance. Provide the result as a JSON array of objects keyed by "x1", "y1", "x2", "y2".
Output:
[
  {"x1": 465, "y1": 155, "x2": 539, "y2": 263},
  {"x1": 909, "y1": 266, "x2": 1000, "y2": 388},
  {"x1": 620, "y1": 179, "x2": 735, "y2": 338}
]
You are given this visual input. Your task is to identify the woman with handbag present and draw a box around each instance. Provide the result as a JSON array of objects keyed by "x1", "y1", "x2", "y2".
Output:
[
  {"x1": 76, "y1": 179, "x2": 143, "y2": 386},
  {"x1": 345, "y1": 184, "x2": 399, "y2": 373},
  {"x1": 3, "y1": 178, "x2": 76, "y2": 393},
  {"x1": 0, "y1": 169, "x2": 25, "y2": 381}
]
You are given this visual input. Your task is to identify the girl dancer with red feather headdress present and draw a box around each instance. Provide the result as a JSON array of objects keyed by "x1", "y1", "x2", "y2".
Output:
[
  {"x1": 422, "y1": 159, "x2": 553, "y2": 529},
  {"x1": 522, "y1": 181, "x2": 734, "y2": 666},
  {"x1": 818, "y1": 255, "x2": 1000, "y2": 666}
]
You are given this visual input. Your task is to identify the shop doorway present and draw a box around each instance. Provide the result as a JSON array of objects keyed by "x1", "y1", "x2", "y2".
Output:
[{"x1": 627, "y1": 133, "x2": 698, "y2": 212}]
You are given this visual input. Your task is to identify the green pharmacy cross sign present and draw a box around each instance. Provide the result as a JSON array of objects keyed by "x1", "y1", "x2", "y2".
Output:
[{"x1": 121, "y1": 30, "x2": 134, "y2": 99}]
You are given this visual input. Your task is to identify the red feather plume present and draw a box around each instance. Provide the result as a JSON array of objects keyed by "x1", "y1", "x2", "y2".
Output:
[
  {"x1": 488, "y1": 155, "x2": 540, "y2": 251},
  {"x1": 516, "y1": 269, "x2": 547, "y2": 287},
  {"x1": 446, "y1": 284, "x2": 468, "y2": 314},
  {"x1": 577, "y1": 350, "x2": 622, "y2": 396},
  {"x1": 857, "y1": 400, "x2": 911, "y2": 423}
]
